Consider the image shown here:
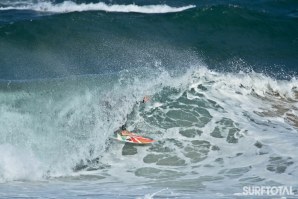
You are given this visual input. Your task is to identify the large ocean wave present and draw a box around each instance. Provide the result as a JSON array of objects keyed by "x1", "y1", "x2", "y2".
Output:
[{"x1": 0, "y1": 66, "x2": 297, "y2": 188}]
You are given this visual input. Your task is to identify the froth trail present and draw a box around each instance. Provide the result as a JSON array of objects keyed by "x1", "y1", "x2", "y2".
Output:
[{"x1": 0, "y1": 1, "x2": 196, "y2": 14}]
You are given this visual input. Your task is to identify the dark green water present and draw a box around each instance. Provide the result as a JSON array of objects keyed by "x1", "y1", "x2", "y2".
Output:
[{"x1": 0, "y1": 0, "x2": 297, "y2": 80}]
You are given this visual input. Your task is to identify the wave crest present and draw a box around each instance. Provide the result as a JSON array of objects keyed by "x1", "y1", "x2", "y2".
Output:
[{"x1": 0, "y1": 1, "x2": 195, "y2": 14}]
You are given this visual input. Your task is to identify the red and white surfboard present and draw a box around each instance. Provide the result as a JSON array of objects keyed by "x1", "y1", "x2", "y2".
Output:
[{"x1": 112, "y1": 131, "x2": 155, "y2": 144}]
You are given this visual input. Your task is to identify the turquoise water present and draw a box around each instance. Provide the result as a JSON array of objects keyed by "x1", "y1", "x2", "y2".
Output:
[{"x1": 0, "y1": 1, "x2": 298, "y2": 198}]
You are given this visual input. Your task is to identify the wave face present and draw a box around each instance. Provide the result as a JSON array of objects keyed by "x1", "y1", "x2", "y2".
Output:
[{"x1": 0, "y1": 0, "x2": 298, "y2": 198}]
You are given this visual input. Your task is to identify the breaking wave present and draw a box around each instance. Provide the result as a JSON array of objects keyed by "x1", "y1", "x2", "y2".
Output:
[
  {"x1": 0, "y1": 66, "x2": 297, "y2": 185},
  {"x1": 0, "y1": 1, "x2": 195, "y2": 14}
]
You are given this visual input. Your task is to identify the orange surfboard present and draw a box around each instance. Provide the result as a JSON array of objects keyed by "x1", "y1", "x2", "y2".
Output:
[{"x1": 112, "y1": 131, "x2": 155, "y2": 144}]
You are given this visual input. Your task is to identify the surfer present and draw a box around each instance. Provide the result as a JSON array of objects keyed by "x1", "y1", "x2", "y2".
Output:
[
  {"x1": 111, "y1": 96, "x2": 155, "y2": 144},
  {"x1": 115, "y1": 96, "x2": 150, "y2": 136},
  {"x1": 117, "y1": 124, "x2": 131, "y2": 136}
]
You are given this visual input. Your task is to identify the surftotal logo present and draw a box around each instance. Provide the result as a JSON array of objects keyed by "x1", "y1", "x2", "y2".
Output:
[{"x1": 242, "y1": 186, "x2": 294, "y2": 196}]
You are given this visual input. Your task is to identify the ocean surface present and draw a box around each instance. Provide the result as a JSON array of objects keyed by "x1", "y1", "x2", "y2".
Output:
[{"x1": 0, "y1": 0, "x2": 298, "y2": 198}]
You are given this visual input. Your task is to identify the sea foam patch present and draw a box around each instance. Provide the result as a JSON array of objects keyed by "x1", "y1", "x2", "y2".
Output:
[{"x1": 0, "y1": 144, "x2": 43, "y2": 182}]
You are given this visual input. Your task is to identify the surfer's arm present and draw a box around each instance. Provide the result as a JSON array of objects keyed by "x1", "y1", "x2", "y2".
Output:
[
  {"x1": 136, "y1": 96, "x2": 150, "y2": 104},
  {"x1": 142, "y1": 96, "x2": 150, "y2": 103}
]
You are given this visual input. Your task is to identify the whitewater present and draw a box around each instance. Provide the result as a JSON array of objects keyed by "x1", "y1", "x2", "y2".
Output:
[
  {"x1": 0, "y1": 1, "x2": 195, "y2": 14},
  {"x1": 0, "y1": 66, "x2": 297, "y2": 198}
]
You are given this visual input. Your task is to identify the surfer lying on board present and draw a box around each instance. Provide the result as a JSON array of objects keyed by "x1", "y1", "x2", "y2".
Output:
[{"x1": 114, "y1": 96, "x2": 150, "y2": 136}]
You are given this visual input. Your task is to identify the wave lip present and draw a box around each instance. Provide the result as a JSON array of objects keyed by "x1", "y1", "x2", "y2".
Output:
[{"x1": 0, "y1": 1, "x2": 196, "y2": 14}]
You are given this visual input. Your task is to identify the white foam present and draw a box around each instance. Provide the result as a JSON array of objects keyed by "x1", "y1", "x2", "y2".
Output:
[
  {"x1": 0, "y1": 144, "x2": 43, "y2": 182},
  {"x1": 0, "y1": 1, "x2": 195, "y2": 14},
  {"x1": 0, "y1": 64, "x2": 297, "y2": 187},
  {"x1": 136, "y1": 188, "x2": 169, "y2": 199}
]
